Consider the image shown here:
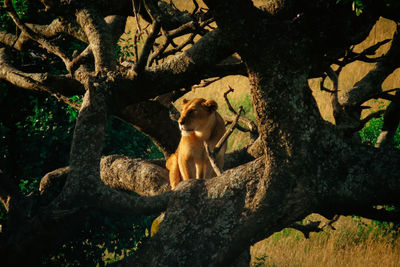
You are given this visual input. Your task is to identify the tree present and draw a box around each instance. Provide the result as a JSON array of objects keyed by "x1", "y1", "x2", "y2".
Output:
[{"x1": 1, "y1": 0, "x2": 400, "y2": 266}]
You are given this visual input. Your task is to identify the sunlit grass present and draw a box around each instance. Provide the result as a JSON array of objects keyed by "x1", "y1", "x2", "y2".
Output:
[{"x1": 251, "y1": 215, "x2": 400, "y2": 267}]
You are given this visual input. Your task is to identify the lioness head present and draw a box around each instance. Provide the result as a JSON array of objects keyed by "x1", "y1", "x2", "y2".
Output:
[{"x1": 178, "y1": 98, "x2": 218, "y2": 136}]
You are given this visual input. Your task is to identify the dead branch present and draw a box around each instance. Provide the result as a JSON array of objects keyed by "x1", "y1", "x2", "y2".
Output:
[
  {"x1": 204, "y1": 143, "x2": 222, "y2": 176},
  {"x1": 223, "y1": 86, "x2": 258, "y2": 135},
  {"x1": 224, "y1": 86, "x2": 236, "y2": 114},
  {"x1": 148, "y1": 17, "x2": 213, "y2": 65},
  {"x1": 205, "y1": 106, "x2": 244, "y2": 175},
  {"x1": 192, "y1": 0, "x2": 200, "y2": 15},
  {"x1": 335, "y1": 39, "x2": 391, "y2": 66},
  {"x1": 319, "y1": 74, "x2": 336, "y2": 93},
  {"x1": 134, "y1": 21, "x2": 161, "y2": 72}
]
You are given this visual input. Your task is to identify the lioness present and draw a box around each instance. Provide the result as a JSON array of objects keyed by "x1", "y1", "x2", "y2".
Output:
[{"x1": 166, "y1": 98, "x2": 226, "y2": 190}]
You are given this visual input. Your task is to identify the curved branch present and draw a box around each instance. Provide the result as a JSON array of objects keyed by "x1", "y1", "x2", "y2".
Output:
[
  {"x1": 0, "y1": 48, "x2": 84, "y2": 107},
  {"x1": 4, "y1": 0, "x2": 72, "y2": 68},
  {"x1": 117, "y1": 28, "x2": 237, "y2": 106},
  {"x1": 339, "y1": 28, "x2": 400, "y2": 108},
  {"x1": 75, "y1": 8, "x2": 116, "y2": 72}
]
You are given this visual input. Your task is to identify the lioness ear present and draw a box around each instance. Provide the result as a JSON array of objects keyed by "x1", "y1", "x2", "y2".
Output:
[
  {"x1": 202, "y1": 99, "x2": 218, "y2": 112},
  {"x1": 182, "y1": 99, "x2": 189, "y2": 105}
]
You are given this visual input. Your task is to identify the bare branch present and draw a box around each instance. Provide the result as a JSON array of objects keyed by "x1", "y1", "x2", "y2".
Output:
[
  {"x1": 335, "y1": 39, "x2": 391, "y2": 66},
  {"x1": 205, "y1": 106, "x2": 244, "y2": 175},
  {"x1": 134, "y1": 21, "x2": 161, "y2": 73},
  {"x1": 223, "y1": 86, "x2": 258, "y2": 135},
  {"x1": 3, "y1": 0, "x2": 72, "y2": 68},
  {"x1": 0, "y1": 48, "x2": 84, "y2": 108},
  {"x1": 148, "y1": 18, "x2": 213, "y2": 65},
  {"x1": 340, "y1": 27, "x2": 400, "y2": 108},
  {"x1": 360, "y1": 110, "x2": 385, "y2": 126},
  {"x1": 224, "y1": 86, "x2": 236, "y2": 114},
  {"x1": 204, "y1": 142, "x2": 222, "y2": 176}
]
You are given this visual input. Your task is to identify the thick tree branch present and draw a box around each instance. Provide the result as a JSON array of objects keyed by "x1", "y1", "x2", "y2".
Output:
[
  {"x1": 75, "y1": 8, "x2": 116, "y2": 72},
  {"x1": 70, "y1": 15, "x2": 127, "y2": 74}
]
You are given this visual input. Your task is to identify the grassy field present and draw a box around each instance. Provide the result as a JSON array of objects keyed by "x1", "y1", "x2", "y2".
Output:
[{"x1": 250, "y1": 215, "x2": 400, "y2": 267}]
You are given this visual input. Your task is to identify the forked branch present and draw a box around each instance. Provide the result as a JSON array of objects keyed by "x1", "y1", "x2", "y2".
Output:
[
  {"x1": 204, "y1": 106, "x2": 244, "y2": 176},
  {"x1": 224, "y1": 86, "x2": 258, "y2": 135},
  {"x1": 3, "y1": 0, "x2": 72, "y2": 68}
]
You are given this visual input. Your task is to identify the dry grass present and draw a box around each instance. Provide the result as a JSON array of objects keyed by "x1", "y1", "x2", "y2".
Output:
[{"x1": 250, "y1": 214, "x2": 400, "y2": 267}]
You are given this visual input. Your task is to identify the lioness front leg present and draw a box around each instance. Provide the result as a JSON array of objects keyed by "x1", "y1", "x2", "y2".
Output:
[
  {"x1": 195, "y1": 161, "x2": 204, "y2": 179},
  {"x1": 166, "y1": 154, "x2": 181, "y2": 190},
  {"x1": 178, "y1": 156, "x2": 195, "y2": 180}
]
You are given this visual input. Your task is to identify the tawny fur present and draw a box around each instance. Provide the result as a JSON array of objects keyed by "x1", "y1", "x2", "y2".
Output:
[{"x1": 166, "y1": 98, "x2": 226, "y2": 190}]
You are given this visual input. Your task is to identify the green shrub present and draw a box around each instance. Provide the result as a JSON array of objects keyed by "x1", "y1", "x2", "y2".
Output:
[
  {"x1": 359, "y1": 108, "x2": 400, "y2": 149},
  {"x1": 0, "y1": 83, "x2": 162, "y2": 265}
]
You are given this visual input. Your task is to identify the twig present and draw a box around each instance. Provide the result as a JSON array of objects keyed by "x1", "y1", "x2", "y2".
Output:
[
  {"x1": 360, "y1": 110, "x2": 385, "y2": 125},
  {"x1": 204, "y1": 142, "x2": 222, "y2": 176},
  {"x1": 319, "y1": 214, "x2": 339, "y2": 230},
  {"x1": 223, "y1": 86, "x2": 258, "y2": 135},
  {"x1": 148, "y1": 18, "x2": 212, "y2": 65},
  {"x1": 192, "y1": 0, "x2": 200, "y2": 15},
  {"x1": 191, "y1": 77, "x2": 222, "y2": 90},
  {"x1": 132, "y1": 0, "x2": 142, "y2": 33},
  {"x1": 204, "y1": 106, "x2": 244, "y2": 176},
  {"x1": 134, "y1": 21, "x2": 161, "y2": 73},
  {"x1": 224, "y1": 86, "x2": 236, "y2": 114},
  {"x1": 335, "y1": 39, "x2": 391, "y2": 66},
  {"x1": 319, "y1": 75, "x2": 336, "y2": 93}
]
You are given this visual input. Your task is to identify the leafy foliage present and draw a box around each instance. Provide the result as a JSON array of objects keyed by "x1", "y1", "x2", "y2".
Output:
[
  {"x1": 0, "y1": 0, "x2": 28, "y2": 31},
  {"x1": 359, "y1": 102, "x2": 400, "y2": 149},
  {"x1": 0, "y1": 3, "x2": 163, "y2": 264},
  {"x1": 0, "y1": 81, "x2": 162, "y2": 265},
  {"x1": 43, "y1": 210, "x2": 157, "y2": 266},
  {"x1": 115, "y1": 31, "x2": 137, "y2": 59}
]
